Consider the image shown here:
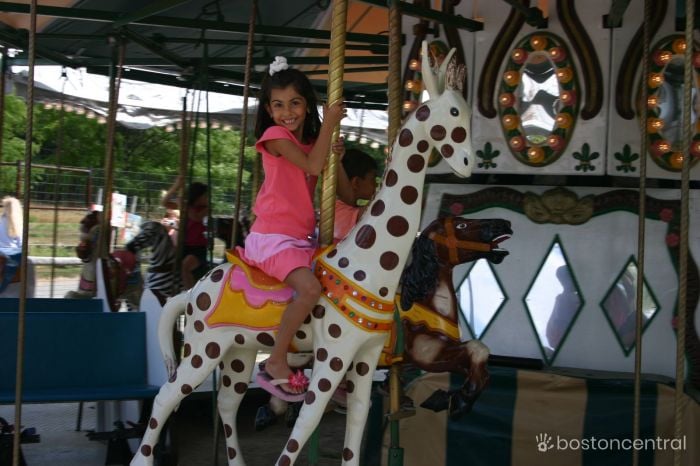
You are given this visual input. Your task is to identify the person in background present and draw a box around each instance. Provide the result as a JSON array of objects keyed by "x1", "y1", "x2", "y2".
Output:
[
  {"x1": 0, "y1": 196, "x2": 23, "y2": 292},
  {"x1": 334, "y1": 148, "x2": 379, "y2": 243},
  {"x1": 162, "y1": 176, "x2": 209, "y2": 289}
]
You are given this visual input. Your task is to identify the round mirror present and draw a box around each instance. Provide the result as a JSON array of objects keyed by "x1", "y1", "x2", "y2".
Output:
[
  {"x1": 645, "y1": 35, "x2": 700, "y2": 171},
  {"x1": 499, "y1": 33, "x2": 579, "y2": 166}
]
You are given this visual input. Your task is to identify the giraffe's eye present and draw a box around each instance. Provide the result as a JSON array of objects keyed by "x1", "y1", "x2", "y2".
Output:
[
  {"x1": 450, "y1": 107, "x2": 459, "y2": 116},
  {"x1": 456, "y1": 222, "x2": 468, "y2": 230}
]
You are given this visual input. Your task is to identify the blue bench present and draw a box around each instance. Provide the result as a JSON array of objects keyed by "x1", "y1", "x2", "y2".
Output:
[
  {"x1": 0, "y1": 311, "x2": 159, "y2": 404},
  {"x1": 0, "y1": 298, "x2": 103, "y2": 313}
]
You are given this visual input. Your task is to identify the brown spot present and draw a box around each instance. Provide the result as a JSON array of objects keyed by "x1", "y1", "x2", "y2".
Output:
[
  {"x1": 257, "y1": 333, "x2": 275, "y2": 346},
  {"x1": 234, "y1": 382, "x2": 247, "y2": 394},
  {"x1": 379, "y1": 287, "x2": 389, "y2": 297},
  {"x1": 303, "y1": 315, "x2": 312, "y2": 324},
  {"x1": 417, "y1": 140, "x2": 429, "y2": 152},
  {"x1": 312, "y1": 305, "x2": 326, "y2": 319},
  {"x1": 225, "y1": 424, "x2": 233, "y2": 438},
  {"x1": 141, "y1": 445, "x2": 152, "y2": 456},
  {"x1": 346, "y1": 380, "x2": 355, "y2": 393},
  {"x1": 385, "y1": 169, "x2": 398, "y2": 187},
  {"x1": 228, "y1": 447, "x2": 237, "y2": 459},
  {"x1": 181, "y1": 384, "x2": 193, "y2": 395},
  {"x1": 328, "y1": 324, "x2": 342, "y2": 338},
  {"x1": 168, "y1": 371, "x2": 177, "y2": 383},
  {"x1": 222, "y1": 375, "x2": 231, "y2": 387},
  {"x1": 279, "y1": 455, "x2": 291, "y2": 466},
  {"x1": 234, "y1": 334, "x2": 245, "y2": 345},
  {"x1": 316, "y1": 348, "x2": 328, "y2": 361},
  {"x1": 452, "y1": 126, "x2": 467, "y2": 143},
  {"x1": 355, "y1": 225, "x2": 376, "y2": 249},
  {"x1": 183, "y1": 344, "x2": 191, "y2": 357},
  {"x1": 338, "y1": 257, "x2": 349, "y2": 268},
  {"x1": 318, "y1": 378, "x2": 332, "y2": 392},
  {"x1": 387, "y1": 216, "x2": 409, "y2": 237},
  {"x1": 398, "y1": 128, "x2": 414, "y2": 146},
  {"x1": 400, "y1": 186, "x2": 419, "y2": 205},
  {"x1": 354, "y1": 270, "x2": 366, "y2": 281},
  {"x1": 196, "y1": 292, "x2": 211, "y2": 310},
  {"x1": 356, "y1": 362, "x2": 370, "y2": 376},
  {"x1": 330, "y1": 357, "x2": 344, "y2": 371},
  {"x1": 194, "y1": 320, "x2": 204, "y2": 332},
  {"x1": 191, "y1": 355, "x2": 203, "y2": 368},
  {"x1": 343, "y1": 448, "x2": 354, "y2": 461},
  {"x1": 415, "y1": 105, "x2": 430, "y2": 121},
  {"x1": 149, "y1": 418, "x2": 158, "y2": 429},
  {"x1": 380, "y1": 252, "x2": 400, "y2": 270},
  {"x1": 231, "y1": 359, "x2": 245, "y2": 372},
  {"x1": 186, "y1": 303, "x2": 193, "y2": 315},
  {"x1": 219, "y1": 362, "x2": 224, "y2": 370},
  {"x1": 305, "y1": 391, "x2": 316, "y2": 404},
  {"x1": 205, "y1": 342, "x2": 221, "y2": 359},
  {"x1": 431, "y1": 125, "x2": 446, "y2": 140},
  {"x1": 441, "y1": 144, "x2": 454, "y2": 158},
  {"x1": 407, "y1": 154, "x2": 425, "y2": 173},
  {"x1": 286, "y1": 439, "x2": 299, "y2": 453},
  {"x1": 327, "y1": 248, "x2": 338, "y2": 258},
  {"x1": 295, "y1": 330, "x2": 307, "y2": 339},
  {"x1": 211, "y1": 269, "x2": 224, "y2": 282},
  {"x1": 371, "y1": 200, "x2": 385, "y2": 216}
]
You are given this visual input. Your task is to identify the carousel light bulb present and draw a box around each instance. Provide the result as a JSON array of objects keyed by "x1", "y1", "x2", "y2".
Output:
[
  {"x1": 409, "y1": 59, "x2": 420, "y2": 71},
  {"x1": 370, "y1": 141, "x2": 380, "y2": 149},
  {"x1": 403, "y1": 100, "x2": 416, "y2": 112},
  {"x1": 97, "y1": 116, "x2": 107, "y2": 124},
  {"x1": 405, "y1": 80, "x2": 415, "y2": 91},
  {"x1": 211, "y1": 121, "x2": 221, "y2": 129},
  {"x1": 347, "y1": 133, "x2": 358, "y2": 142},
  {"x1": 43, "y1": 102, "x2": 54, "y2": 110},
  {"x1": 86, "y1": 111, "x2": 96, "y2": 119},
  {"x1": 647, "y1": 96, "x2": 658, "y2": 107},
  {"x1": 75, "y1": 107, "x2": 86, "y2": 115},
  {"x1": 359, "y1": 136, "x2": 368, "y2": 145},
  {"x1": 164, "y1": 125, "x2": 174, "y2": 133},
  {"x1": 223, "y1": 124, "x2": 233, "y2": 131}
]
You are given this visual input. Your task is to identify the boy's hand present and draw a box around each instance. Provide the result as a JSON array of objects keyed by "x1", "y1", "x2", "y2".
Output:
[{"x1": 332, "y1": 137, "x2": 346, "y2": 159}]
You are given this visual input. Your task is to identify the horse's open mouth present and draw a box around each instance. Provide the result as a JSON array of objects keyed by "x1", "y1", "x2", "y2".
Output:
[{"x1": 490, "y1": 233, "x2": 511, "y2": 252}]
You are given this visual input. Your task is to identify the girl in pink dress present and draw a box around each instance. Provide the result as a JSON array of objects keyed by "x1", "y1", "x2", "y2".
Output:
[{"x1": 242, "y1": 57, "x2": 347, "y2": 400}]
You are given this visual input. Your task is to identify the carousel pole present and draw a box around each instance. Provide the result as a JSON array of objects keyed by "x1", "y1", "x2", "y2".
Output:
[
  {"x1": 672, "y1": 0, "x2": 694, "y2": 464},
  {"x1": 12, "y1": 2, "x2": 37, "y2": 464},
  {"x1": 173, "y1": 93, "x2": 189, "y2": 296},
  {"x1": 0, "y1": 53, "x2": 6, "y2": 165},
  {"x1": 318, "y1": 0, "x2": 347, "y2": 247},
  {"x1": 386, "y1": 1, "x2": 407, "y2": 466},
  {"x1": 231, "y1": 0, "x2": 256, "y2": 249},
  {"x1": 49, "y1": 70, "x2": 67, "y2": 297}
]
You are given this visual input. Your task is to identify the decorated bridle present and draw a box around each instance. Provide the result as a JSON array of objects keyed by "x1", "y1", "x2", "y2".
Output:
[{"x1": 427, "y1": 217, "x2": 492, "y2": 264}]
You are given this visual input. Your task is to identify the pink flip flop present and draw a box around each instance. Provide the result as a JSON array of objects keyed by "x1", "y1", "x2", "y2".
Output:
[{"x1": 256, "y1": 367, "x2": 309, "y2": 403}]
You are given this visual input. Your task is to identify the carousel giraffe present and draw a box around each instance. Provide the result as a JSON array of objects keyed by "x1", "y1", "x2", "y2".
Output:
[{"x1": 130, "y1": 41, "x2": 473, "y2": 466}]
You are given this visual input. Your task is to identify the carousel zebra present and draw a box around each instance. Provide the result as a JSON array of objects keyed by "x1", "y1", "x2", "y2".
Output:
[{"x1": 125, "y1": 221, "x2": 178, "y2": 305}]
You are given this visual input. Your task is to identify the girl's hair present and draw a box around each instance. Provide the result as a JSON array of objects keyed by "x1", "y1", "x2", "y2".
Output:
[
  {"x1": 187, "y1": 182, "x2": 208, "y2": 206},
  {"x1": 254, "y1": 67, "x2": 321, "y2": 141},
  {"x1": 2, "y1": 196, "x2": 23, "y2": 238}
]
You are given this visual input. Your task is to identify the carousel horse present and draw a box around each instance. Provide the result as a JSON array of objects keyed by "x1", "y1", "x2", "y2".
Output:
[
  {"x1": 131, "y1": 42, "x2": 474, "y2": 466},
  {"x1": 394, "y1": 215, "x2": 510, "y2": 418}
]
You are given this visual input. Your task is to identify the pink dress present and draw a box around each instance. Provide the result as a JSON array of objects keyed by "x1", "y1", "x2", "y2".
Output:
[{"x1": 240, "y1": 126, "x2": 318, "y2": 282}]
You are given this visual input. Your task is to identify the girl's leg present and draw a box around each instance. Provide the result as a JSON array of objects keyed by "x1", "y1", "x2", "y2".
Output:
[
  {"x1": 181, "y1": 254, "x2": 199, "y2": 289},
  {"x1": 263, "y1": 267, "x2": 320, "y2": 393}
]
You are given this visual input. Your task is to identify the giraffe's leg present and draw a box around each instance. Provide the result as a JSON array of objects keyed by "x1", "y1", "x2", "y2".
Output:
[
  {"x1": 341, "y1": 338, "x2": 385, "y2": 466},
  {"x1": 217, "y1": 347, "x2": 257, "y2": 466},
  {"x1": 131, "y1": 340, "x2": 225, "y2": 466},
  {"x1": 276, "y1": 335, "x2": 361, "y2": 466}
]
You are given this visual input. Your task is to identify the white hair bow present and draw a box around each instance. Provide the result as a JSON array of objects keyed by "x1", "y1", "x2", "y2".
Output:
[{"x1": 269, "y1": 56, "x2": 289, "y2": 76}]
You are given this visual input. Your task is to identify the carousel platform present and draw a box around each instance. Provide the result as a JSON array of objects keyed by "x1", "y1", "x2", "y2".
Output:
[{"x1": 0, "y1": 390, "x2": 348, "y2": 466}]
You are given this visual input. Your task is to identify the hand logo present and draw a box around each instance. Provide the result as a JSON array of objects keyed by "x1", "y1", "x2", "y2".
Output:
[{"x1": 536, "y1": 433, "x2": 553, "y2": 452}]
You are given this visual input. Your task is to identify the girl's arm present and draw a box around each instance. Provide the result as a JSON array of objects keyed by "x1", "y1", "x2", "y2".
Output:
[
  {"x1": 264, "y1": 101, "x2": 346, "y2": 176},
  {"x1": 161, "y1": 174, "x2": 184, "y2": 209},
  {"x1": 334, "y1": 138, "x2": 355, "y2": 205}
]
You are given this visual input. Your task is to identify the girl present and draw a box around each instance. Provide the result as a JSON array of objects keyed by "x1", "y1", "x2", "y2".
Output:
[
  {"x1": 242, "y1": 56, "x2": 347, "y2": 401},
  {"x1": 0, "y1": 196, "x2": 23, "y2": 293}
]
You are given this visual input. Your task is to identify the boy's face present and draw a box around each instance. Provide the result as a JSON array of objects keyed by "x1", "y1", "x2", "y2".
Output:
[{"x1": 353, "y1": 170, "x2": 377, "y2": 201}]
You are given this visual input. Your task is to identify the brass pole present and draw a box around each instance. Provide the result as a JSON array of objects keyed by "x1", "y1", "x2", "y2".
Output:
[
  {"x1": 231, "y1": 0, "x2": 257, "y2": 248},
  {"x1": 13, "y1": 3, "x2": 37, "y2": 464},
  {"x1": 318, "y1": 0, "x2": 348, "y2": 247}
]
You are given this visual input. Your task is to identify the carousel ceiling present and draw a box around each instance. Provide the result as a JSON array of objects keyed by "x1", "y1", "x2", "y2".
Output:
[{"x1": 0, "y1": 0, "x2": 402, "y2": 109}]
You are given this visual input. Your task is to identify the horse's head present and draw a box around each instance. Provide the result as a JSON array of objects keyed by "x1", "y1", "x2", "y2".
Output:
[
  {"x1": 400, "y1": 216, "x2": 511, "y2": 311},
  {"x1": 425, "y1": 216, "x2": 512, "y2": 266},
  {"x1": 80, "y1": 211, "x2": 100, "y2": 236},
  {"x1": 213, "y1": 215, "x2": 249, "y2": 249},
  {"x1": 419, "y1": 41, "x2": 474, "y2": 178}
]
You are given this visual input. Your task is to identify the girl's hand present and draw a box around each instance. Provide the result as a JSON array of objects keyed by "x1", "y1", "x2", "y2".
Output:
[
  {"x1": 323, "y1": 99, "x2": 347, "y2": 127},
  {"x1": 332, "y1": 137, "x2": 346, "y2": 159}
]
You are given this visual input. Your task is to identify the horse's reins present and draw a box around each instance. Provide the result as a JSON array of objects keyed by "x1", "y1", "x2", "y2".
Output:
[{"x1": 429, "y1": 218, "x2": 492, "y2": 264}]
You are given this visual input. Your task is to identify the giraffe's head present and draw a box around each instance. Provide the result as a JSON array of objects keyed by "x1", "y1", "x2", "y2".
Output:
[{"x1": 420, "y1": 41, "x2": 474, "y2": 178}]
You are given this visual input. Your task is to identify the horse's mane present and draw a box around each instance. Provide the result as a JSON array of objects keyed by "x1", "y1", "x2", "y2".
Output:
[{"x1": 400, "y1": 233, "x2": 440, "y2": 311}]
